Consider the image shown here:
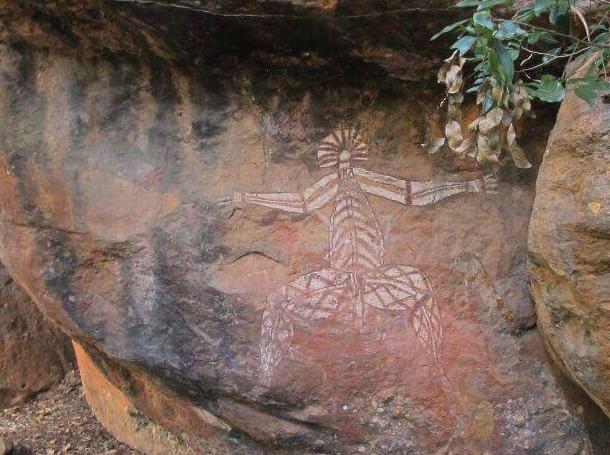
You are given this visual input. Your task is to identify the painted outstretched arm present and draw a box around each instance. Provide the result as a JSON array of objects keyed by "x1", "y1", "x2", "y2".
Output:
[
  {"x1": 353, "y1": 168, "x2": 497, "y2": 206},
  {"x1": 223, "y1": 172, "x2": 339, "y2": 214}
]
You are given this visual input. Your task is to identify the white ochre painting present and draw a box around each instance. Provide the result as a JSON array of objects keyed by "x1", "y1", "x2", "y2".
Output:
[{"x1": 224, "y1": 127, "x2": 497, "y2": 385}]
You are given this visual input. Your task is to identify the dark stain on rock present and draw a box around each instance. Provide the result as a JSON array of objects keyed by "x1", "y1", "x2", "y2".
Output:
[
  {"x1": 148, "y1": 56, "x2": 181, "y2": 191},
  {"x1": 0, "y1": 40, "x2": 48, "y2": 224},
  {"x1": 38, "y1": 232, "x2": 79, "y2": 319},
  {"x1": 104, "y1": 58, "x2": 142, "y2": 136},
  {"x1": 28, "y1": 3, "x2": 81, "y2": 47},
  {"x1": 141, "y1": 203, "x2": 243, "y2": 389},
  {"x1": 66, "y1": 59, "x2": 99, "y2": 232},
  {"x1": 188, "y1": 74, "x2": 230, "y2": 167}
]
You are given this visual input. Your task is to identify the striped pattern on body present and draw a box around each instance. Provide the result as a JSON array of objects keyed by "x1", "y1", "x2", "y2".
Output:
[{"x1": 328, "y1": 176, "x2": 384, "y2": 273}]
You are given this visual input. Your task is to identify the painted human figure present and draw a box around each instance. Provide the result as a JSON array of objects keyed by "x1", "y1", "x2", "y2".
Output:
[{"x1": 224, "y1": 127, "x2": 497, "y2": 385}]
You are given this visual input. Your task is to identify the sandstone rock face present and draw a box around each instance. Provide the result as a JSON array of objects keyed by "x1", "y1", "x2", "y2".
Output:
[
  {"x1": 0, "y1": 263, "x2": 75, "y2": 408},
  {"x1": 529, "y1": 61, "x2": 610, "y2": 418},
  {"x1": 0, "y1": 1, "x2": 605, "y2": 453}
]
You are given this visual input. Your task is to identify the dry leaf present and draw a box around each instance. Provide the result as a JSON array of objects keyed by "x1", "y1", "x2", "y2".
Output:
[
  {"x1": 491, "y1": 78, "x2": 503, "y2": 103},
  {"x1": 507, "y1": 123, "x2": 532, "y2": 168},
  {"x1": 507, "y1": 122, "x2": 517, "y2": 145},
  {"x1": 476, "y1": 82, "x2": 490, "y2": 105},
  {"x1": 449, "y1": 92, "x2": 464, "y2": 105},
  {"x1": 478, "y1": 107, "x2": 504, "y2": 134},
  {"x1": 571, "y1": 6, "x2": 590, "y2": 42},
  {"x1": 424, "y1": 137, "x2": 446, "y2": 154},
  {"x1": 448, "y1": 102, "x2": 462, "y2": 121},
  {"x1": 446, "y1": 65, "x2": 463, "y2": 94},
  {"x1": 512, "y1": 106, "x2": 524, "y2": 120},
  {"x1": 439, "y1": 50, "x2": 465, "y2": 87},
  {"x1": 454, "y1": 136, "x2": 474, "y2": 154},
  {"x1": 509, "y1": 144, "x2": 532, "y2": 168},
  {"x1": 468, "y1": 117, "x2": 481, "y2": 131},
  {"x1": 477, "y1": 134, "x2": 492, "y2": 162},
  {"x1": 438, "y1": 61, "x2": 451, "y2": 85},
  {"x1": 477, "y1": 131, "x2": 501, "y2": 163},
  {"x1": 445, "y1": 120, "x2": 464, "y2": 150},
  {"x1": 512, "y1": 84, "x2": 531, "y2": 113}
]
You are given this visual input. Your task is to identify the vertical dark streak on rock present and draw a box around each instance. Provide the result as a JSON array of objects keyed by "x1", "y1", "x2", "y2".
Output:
[
  {"x1": 106, "y1": 56, "x2": 142, "y2": 142},
  {"x1": 26, "y1": 1, "x2": 81, "y2": 47},
  {"x1": 147, "y1": 54, "x2": 180, "y2": 191},
  {"x1": 66, "y1": 56, "x2": 99, "y2": 232},
  {"x1": 115, "y1": 246, "x2": 143, "y2": 355},
  {"x1": 148, "y1": 224, "x2": 203, "y2": 373},
  {"x1": 188, "y1": 74, "x2": 229, "y2": 167},
  {"x1": 0, "y1": 39, "x2": 46, "y2": 225},
  {"x1": 38, "y1": 231, "x2": 79, "y2": 325}
]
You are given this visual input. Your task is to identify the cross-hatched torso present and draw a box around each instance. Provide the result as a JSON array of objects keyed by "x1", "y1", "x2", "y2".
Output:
[{"x1": 328, "y1": 171, "x2": 384, "y2": 273}]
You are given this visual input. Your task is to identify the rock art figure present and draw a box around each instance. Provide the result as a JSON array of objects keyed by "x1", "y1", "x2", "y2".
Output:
[{"x1": 223, "y1": 127, "x2": 497, "y2": 385}]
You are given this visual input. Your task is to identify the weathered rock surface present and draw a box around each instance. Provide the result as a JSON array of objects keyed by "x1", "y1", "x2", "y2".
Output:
[
  {"x1": 0, "y1": 1, "x2": 607, "y2": 453},
  {"x1": 0, "y1": 437, "x2": 12, "y2": 455},
  {"x1": 529, "y1": 59, "x2": 610, "y2": 418},
  {"x1": 0, "y1": 263, "x2": 75, "y2": 408}
]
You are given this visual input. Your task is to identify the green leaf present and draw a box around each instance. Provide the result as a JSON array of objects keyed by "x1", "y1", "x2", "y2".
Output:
[
  {"x1": 494, "y1": 20, "x2": 527, "y2": 39},
  {"x1": 514, "y1": 7, "x2": 536, "y2": 22},
  {"x1": 490, "y1": 40, "x2": 514, "y2": 84},
  {"x1": 532, "y1": 75, "x2": 565, "y2": 102},
  {"x1": 539, "y1": 32, "x2": 559, "y2": 44},
  {"x1": 542, "y1": 47, "x2": 561, "y2": 63},
  {"x1": 566, "y1": 76, "x2": 597, "y2": 86},
  {"x1": 589, "y1": 81, "x2": 610, "y2": 91},
  {"x1": 527, "y1": 32, "x2": 540, "y2": 44},
  {"x1": 451, "y1": 36, "x2": 477, "y2": 55},
  {"x1": 593, "y1": 32, "x2": 610, "y2": 44},
  {"x1": 549, "y1": 6, "x2": 559, "y2": 24},
  {"x1": 473, "y1": 11, "x2": 494, "y2": 30},
  {"x1": 575, "y1": 85, "x2": 597, "y2": 106},
  {"x1": 431, "y1": 19, "x2": 469, "y2": 41},
  {"x1": 534, "y1": 0, "x2": 553, "y2": 16},
  {"x1": 476, "y1": 0, "x2": 514, "y2": 9},
  {"x1": 574, "y1": 80, "x2": 610, "y2": 106},
  {"x1": 456, "y1": 0, "x2": 512, "y2": 8},
  {"x1": 455, "y1": 0, "x2": 481, "y2": 7},
  {"x1": 549, "y1": 1, "x2": 569, "y2": 25}
]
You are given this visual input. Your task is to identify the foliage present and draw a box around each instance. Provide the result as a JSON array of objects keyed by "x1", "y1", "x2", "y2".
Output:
[{"x1": 430, "y1": 0, "x2": 610, "y2": 168}]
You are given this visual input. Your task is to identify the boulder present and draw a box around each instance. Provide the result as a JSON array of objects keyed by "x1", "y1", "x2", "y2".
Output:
[
  {"x1": 0, "y1": 437, "x2": 13, "y2": 455},
  {"x1": 529, "y1": 58, "x2": 610, "y2": 417},
  {"x1": 0, "y1": 0, "x2": 605, "y2": 453},
  {"x1": 0, "y1": 263, "x2": 75, "y2": 408}
]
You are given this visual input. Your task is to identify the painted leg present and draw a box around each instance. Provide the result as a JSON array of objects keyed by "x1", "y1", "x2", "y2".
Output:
[
  {"x1": 361, "y1": 265, "x2": 444, "y2": 374},
  {"x1": 259, "y1": 286, "x2": 295, "y2": 386},
  {"x1": 411, "y1": 292, "x2": 444, "y2": 375},
  {"x1": 259, "y1": 267, "x2": 348, "y2": 385}
]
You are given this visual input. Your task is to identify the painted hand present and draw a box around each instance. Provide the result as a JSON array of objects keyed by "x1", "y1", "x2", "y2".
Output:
[
  {"x1": 217, "y1": 191, "x2": 245, "y2": 208},
  {"x1": 216, "y1": 196, "x2": 232, "y2": 207}
]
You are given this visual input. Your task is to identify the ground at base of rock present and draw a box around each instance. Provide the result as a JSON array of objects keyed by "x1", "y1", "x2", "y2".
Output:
[{"x1": 0, "y1": 371, "x2": 139, "y2": 455}]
